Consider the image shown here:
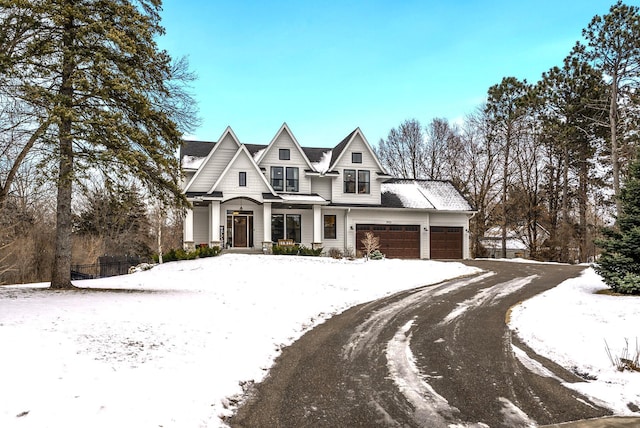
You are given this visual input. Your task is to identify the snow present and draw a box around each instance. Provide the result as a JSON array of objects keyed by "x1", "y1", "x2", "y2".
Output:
[
  {"x1": 1, "y1": 256, "x2": 638, "y2": 427},
  {"x1": 381, "y1": 180, "x2": 473, "y2": 211},
  {"x1": 181, "y1": 155, "x2": 206, "y2": 170},
  {"x1": 0, "y1": 255, "x2": 477, "y2": 428},
  {"x1": 509, "y1": 267, "x2": 640, "y2": 415},
  {"x1": 310, "y1": 150, "x2": 332, "y2": 174},
  {"x1": 381, "y1": 182, "x2": 435, "y2": 209}
]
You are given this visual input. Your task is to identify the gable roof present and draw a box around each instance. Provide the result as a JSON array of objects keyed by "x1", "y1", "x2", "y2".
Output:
[
  {"x1": 183, "y1": 126, "x2": 242, "y2": 193},
  {"x1": 209, "y1": 145, "x2": 277, "y2": 197},
  {"x1": 381, "y1": 179, "x2": 474, "y2": 212},
  {"x1": 328, "y1": 128, "x2": 388, "y2": 174},
  {"x1": 255, "y1": 123, "x2": 315, "y2": 171}
]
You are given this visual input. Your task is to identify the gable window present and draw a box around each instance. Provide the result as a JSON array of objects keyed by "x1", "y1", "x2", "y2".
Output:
[
  {"x1": 324, "y1": 215, "x2": 336, "y2": 239},
  {"x1": 286, "y1": 167, "x2": 299, "y2": 192},
  {"x1": 271, "y1": 166, "x2": 284, "y2": 191},
  {"x1": 358, "y1": 170, "x2": 370, "y2": 194},
  {"x1": 239, "y1": 171, "x2": 247, "y2": 187},
  {"x1": 279, "y1": 148, "x2": 290, "y2": 160},
  {"x1": 352, "y1": 152, "x2": 362, "y2": 163},
  {"x1": 344, "y1": 169, "x2": 356, "y2": 193}
]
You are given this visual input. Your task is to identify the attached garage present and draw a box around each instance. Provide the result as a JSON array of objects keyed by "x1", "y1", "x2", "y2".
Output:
[
  {"x1": 356, "y1": 224, "x2": 420, "y2": 259},
  {"x1": 430, "y1": 226, "x2": 463, "y2": 259}
]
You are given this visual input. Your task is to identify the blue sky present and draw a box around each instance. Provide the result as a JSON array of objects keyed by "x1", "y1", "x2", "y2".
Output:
[{"x1": 158, "y1": 1, "x2": 637, "y2": 148}]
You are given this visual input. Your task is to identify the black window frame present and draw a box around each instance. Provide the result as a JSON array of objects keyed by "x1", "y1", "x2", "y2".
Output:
[
  {"x1": 238, "y1": 171, "x2": 247, "y2": 187},
  {"x1": 352, "y1": 152, "x2": 362, "y2": 163},
  {"x1": 358, "y1": 170, "x2": 370, "y2": 194},
  {"x1": 324, "y1": 215, "x2": 337, "y2": 239},
  {"x1": 271, "y1": 166, "x2": 284, "y2": 191},
  {"x1": 279, "y1": 148, "x2": 290, "y2": 160},
  {"x1": 286, "y1": 167, "x2": 299, "y2": 192},
  {"x1": 344, "y1": 169, "x2": 356, "y2": 193}
]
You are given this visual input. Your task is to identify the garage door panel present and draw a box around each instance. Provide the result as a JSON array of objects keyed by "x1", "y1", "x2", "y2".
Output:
[
  {"x1": 430, "y1": 226, "x2": 462, "y2": 259},
  {"x1": 356, "y1": 224, "x2": 420, "y2": 259}
]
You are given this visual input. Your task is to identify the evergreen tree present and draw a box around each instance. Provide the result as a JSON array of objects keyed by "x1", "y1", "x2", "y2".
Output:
[
  {"x1": 0, "y1": 0, "x2": 198, "y2": 289},
  {"x1": 595, "y1": 154, "x2": 640, "y2": 294}
]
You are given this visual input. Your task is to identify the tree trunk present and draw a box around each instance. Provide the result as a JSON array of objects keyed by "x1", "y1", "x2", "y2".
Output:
[
  {"x1": 50, "y1": 6, "x2": 75, "y2": 290},
  {"x1": 610, "y1": 73, "x2": 621, "y2": 218}
]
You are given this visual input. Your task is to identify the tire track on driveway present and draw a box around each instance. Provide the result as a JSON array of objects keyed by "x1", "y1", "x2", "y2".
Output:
[{"x1": 231, "y1": 261, "x2": 612, "y2": 427}]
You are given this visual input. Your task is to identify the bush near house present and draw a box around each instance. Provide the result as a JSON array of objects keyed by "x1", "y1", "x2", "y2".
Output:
[
  {"x1": 272, "y1": 244, "x2": 323, "y2": 256},
  {"x1": 155, "y1": 245, "x2": 221, "y2": 263}
]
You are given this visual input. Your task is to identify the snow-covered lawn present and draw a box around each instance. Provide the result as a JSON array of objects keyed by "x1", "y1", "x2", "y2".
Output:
[{"x1": 0, "y1": 255, "x2": 638, "y2": 427}]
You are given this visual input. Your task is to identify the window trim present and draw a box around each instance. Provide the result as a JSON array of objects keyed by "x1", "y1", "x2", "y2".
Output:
[
  {"x1": 279, "y1": 148, "x2": 290, "y2": 160},
  {"x1": 286, "y1": 167, "x2": 299, "y2": 192},
  {"x1": 239, "y1": 171, "x2": 247, "y2": 187},
  {"x1": 358, "y1": 170, "x2": 370, "y2": 194},
  {"x1": 271, "y1": 166, "x2": 284, "y2": 191},
  {"x1": 344, "y1": 169, "x2": 356, "y2": 193},
  {"x1": 324, "y1": 215, "x2": 337, "y2": 239},
  {"x1": 352, "y1": 152, "x2": 362, "y2": 163}
]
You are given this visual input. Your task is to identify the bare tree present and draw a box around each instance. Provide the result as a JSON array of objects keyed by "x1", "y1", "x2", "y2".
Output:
[{"x1": 376, "y1": 119, "x2": 426, "y2": 179}]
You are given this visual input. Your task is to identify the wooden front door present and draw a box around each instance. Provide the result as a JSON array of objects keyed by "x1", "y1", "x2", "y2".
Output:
[{"x1": 233, "y1": 216, "x2": 248, "y2": 247}]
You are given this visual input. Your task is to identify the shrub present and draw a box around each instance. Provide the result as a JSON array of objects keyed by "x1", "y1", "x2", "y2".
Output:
[
  {"x1": 369, "y1": 249, "x2": 385, "y2": 260},
  {"x1": 327, "y1": 247, "x2": 343, "y2": 259},
  {"x1": 154, "y1": 245, "x2": 221, "y2": 262},
  {"x1": 299, "y1": 245, "x2": 323, "y2": 256},
  {"x1": 272, "y1": 244, "x2": 299, "y2": 255}
]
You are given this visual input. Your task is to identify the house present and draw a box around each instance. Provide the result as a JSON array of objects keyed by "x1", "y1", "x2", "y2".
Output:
[
  {"x1": 479, "y1": 223, "x2": 550, "y2": 259},
  {"x1": 181, "y1": 123, "x2": 476, "y2": 259}
]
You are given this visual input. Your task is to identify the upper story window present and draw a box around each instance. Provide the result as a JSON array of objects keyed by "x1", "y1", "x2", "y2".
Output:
[
  {"x1": 344, "y1": 169, "x2": 356, "y2": 193},
  {"x1": 279, "y1": 149, "x2": 290, "y2": 160},
  {"x1": 239, "y1": 171, "x2": 247, "y2": 187},
  {"x1": 352, "y1": 152, "x2": 362, "y2": 163},
  {"x1": 358, "y1": 170, "x2": 370, "y2": 194},
  {"x1": 271, "y1": 166, "x2": 298, "y2": 192},
  {"x1": 271, "y1": 166, "x2": 284, "y2": 191},
  {"x1": 344, "y1": 169, "x2": 369, "y2": 194},
  {"x1": 286, "y1": 167, "x2": 299, "y2": 192}
]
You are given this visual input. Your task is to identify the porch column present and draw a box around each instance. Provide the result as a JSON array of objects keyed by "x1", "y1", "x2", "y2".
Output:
[
  {"x1": 183, "y1": 207, "x2": 194, "y2": 250},
  {"x1": 208, "y1": 201, "x2": 221, "y2": 248},
  {"x1": 312, "y1": 204, "x2": 322, "y2": 249},
  {"x1": 262, "y1": 202, "x2": 272, "y2": 253}
]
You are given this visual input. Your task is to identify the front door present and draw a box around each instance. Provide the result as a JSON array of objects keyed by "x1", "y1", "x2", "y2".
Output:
[{"x1": 233, "y1": 216, "x2": 248, "y2": 247}]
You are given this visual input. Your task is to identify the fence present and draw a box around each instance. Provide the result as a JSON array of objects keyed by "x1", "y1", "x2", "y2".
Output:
[{"x1": 71, "y1": 256, "x2": 144, "y2": 280}]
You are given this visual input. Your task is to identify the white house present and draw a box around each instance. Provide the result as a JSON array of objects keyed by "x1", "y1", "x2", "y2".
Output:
[{"x1": 181, "y1": 123, "x2": 475, "y2": 259}]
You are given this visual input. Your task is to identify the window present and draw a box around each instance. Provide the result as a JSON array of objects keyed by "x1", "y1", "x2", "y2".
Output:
[
  {"x1": 239, "y1": 171, "x2": 247, "y2": 187},
  {"x1": 286, "y1": 167, "x2": 299, "y2": 192},
  {"x1": 358, "y1": 170, "x2": 370, "y2": 194},
  {"x1": 286, "y1": 214, "x2": 301, "y2": 243},
  {"x1": 352, "y1": 152, "x2": 362, "y2": 163},
  {"x1": 344, "y1": 169, "x2": 356, "y2": 193},
  {"x1": 324, "y1": 215, "x2": 336, "y2": 239},
  {"x1": 272, "y1": 214, "x2": 301, "y2": 243},
  {"x1": 279, "y1": 148, "x2": 290, "y2": 160},
  {"x1": 271, "y1": 166, "x2": 284, "y2": 191},
  {"x1": 271, "y1": 214, "x2": 284, "y2": 241}
]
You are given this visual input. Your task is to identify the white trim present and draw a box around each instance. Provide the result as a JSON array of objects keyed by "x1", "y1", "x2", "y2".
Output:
[
  {"x1": 329, "y1": 128, "x2": 388, "y2": 173},
  {"x1": 208, "y1": 145, "x2": 278, "y2": 197},
  {"x1": 256, "y1": 123, "x2": 315, "y2": 171}
]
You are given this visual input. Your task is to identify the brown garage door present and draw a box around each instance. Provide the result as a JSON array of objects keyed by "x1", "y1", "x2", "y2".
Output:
[
  {"x1": 430, "y1": 226, "x2": 463, "y2": 259},
  {"x1": 355, "y1": 224, "x2": 420, "y2": 259}
]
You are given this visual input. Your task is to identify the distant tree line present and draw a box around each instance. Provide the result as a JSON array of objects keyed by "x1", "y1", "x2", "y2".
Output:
[{"x1": 376, "y1": 1, "x2": 640, "y2": 263}]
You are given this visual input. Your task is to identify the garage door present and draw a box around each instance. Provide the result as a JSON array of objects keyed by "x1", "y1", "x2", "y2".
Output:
[
  {"x1": 430, "y1": 226, "x2": 463, "y2": 259},
  {"x1": 355, "y1": 224, "x2": 420, "y2": 259}
]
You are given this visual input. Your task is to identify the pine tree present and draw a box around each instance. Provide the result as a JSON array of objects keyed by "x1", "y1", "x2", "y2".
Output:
[
  {"x1": 595, "y1": 154, "x2": 640, "y2": 294},
  {"x1": 0, "y1": 0, "x2": 198, "y2": 288}
]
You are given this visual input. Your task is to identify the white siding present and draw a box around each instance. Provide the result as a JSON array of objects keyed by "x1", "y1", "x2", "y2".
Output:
[
  {"x1": 188, "y1": 134, "x2": 238, "y2": 192},
  {"x1": 311, "y1": 176, "x2": 332, "y2": 200},
  {"x1": 259, "y1": 130, "x2": 312, "y2": 194},
  {"x1": 193, "y1": 206, "x2": 210, "y2": 245},
  {"x1": 331, "y1": 134, "x2": 382, "y2": 205},
  {"x1": 320, "y1": 208, "x2": 345, "y2": 253},
  {"x1": 220, "y1": 200, "x2": 264, "y2": 249},
  {"x1": 216, "y1": 151, "x2": 270, "y2": 201}
]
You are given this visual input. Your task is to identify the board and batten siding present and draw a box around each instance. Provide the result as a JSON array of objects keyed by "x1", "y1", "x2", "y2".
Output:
[
  {"x1": 331, "y1": 134, "x2": 382, "y2": 205},
  {"x1": 259, "y1": 130, "x2": 312, "y2": 194},
  {"x1": 192, "y1": 206, "x2": 210, "y2": 246},
  {"x1": 187, "y1": 135, "x2": 238, "y2": 192},
  {"x1": 311, "y1": 176, "x2": 332, "y2": 200}
]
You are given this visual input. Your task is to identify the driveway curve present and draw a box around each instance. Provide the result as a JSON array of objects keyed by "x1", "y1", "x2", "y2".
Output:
[{"x1": 231, "y1": 260, "x2": 633, "y2": 427}]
